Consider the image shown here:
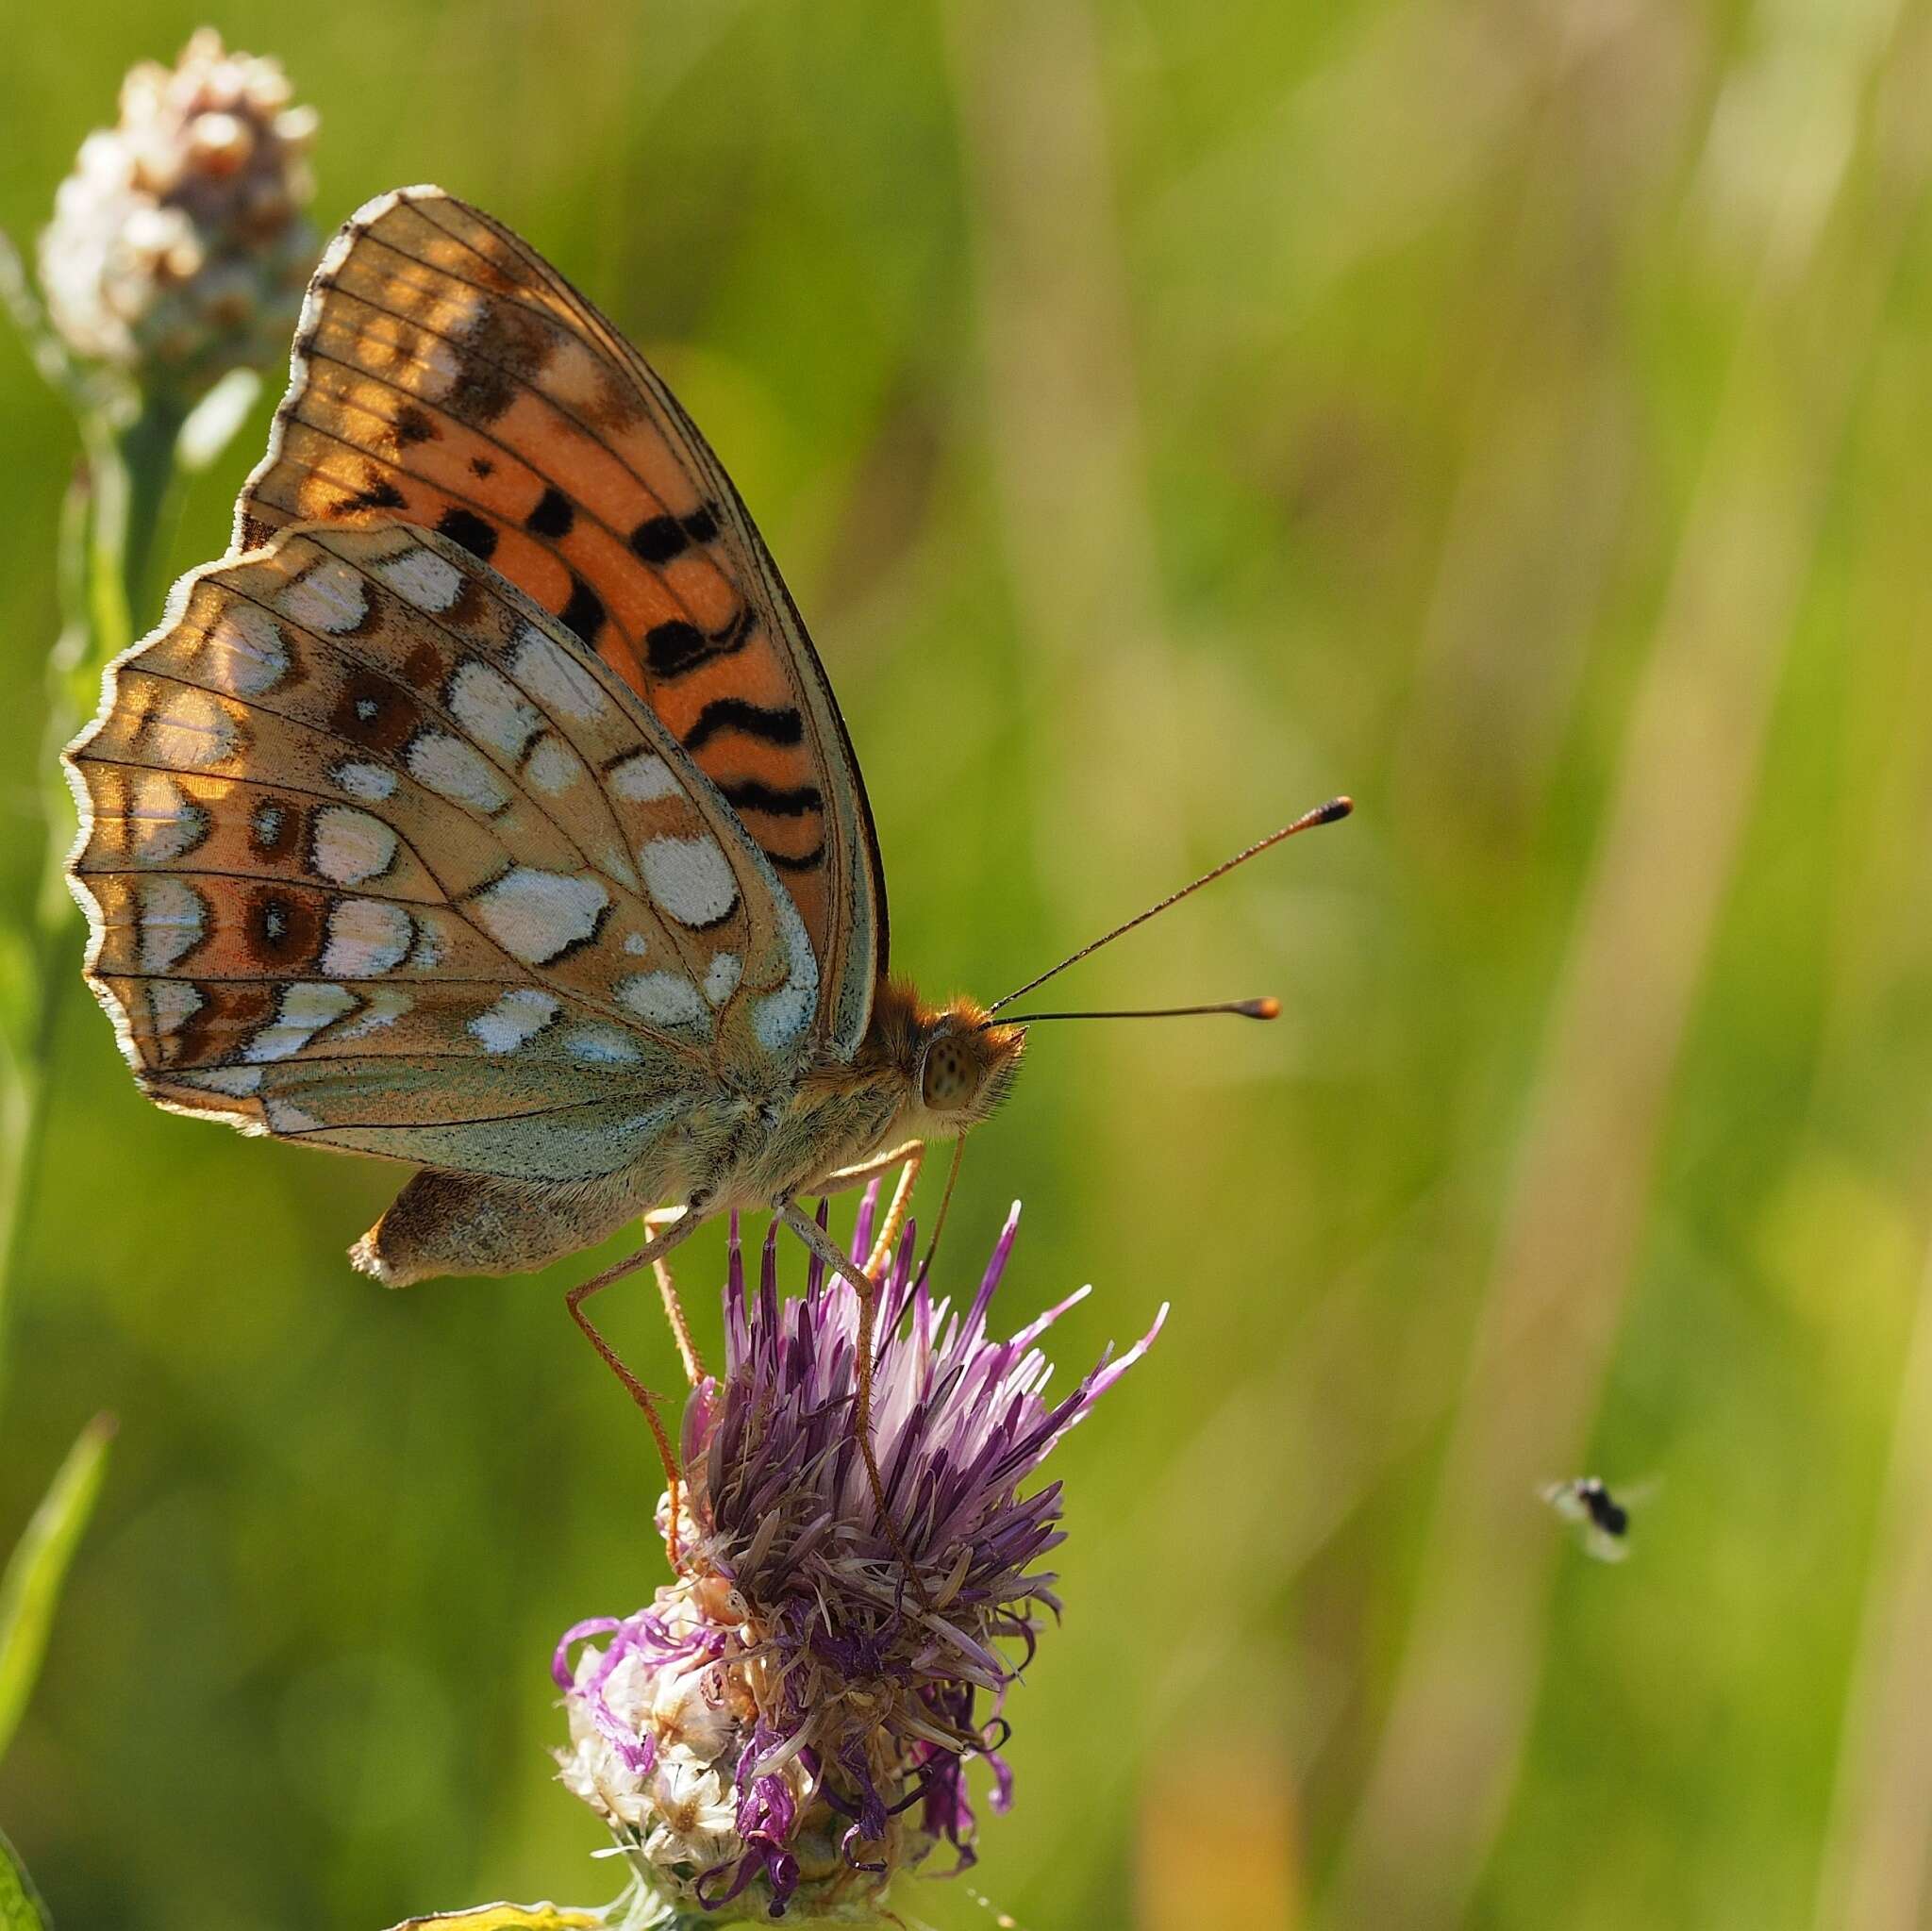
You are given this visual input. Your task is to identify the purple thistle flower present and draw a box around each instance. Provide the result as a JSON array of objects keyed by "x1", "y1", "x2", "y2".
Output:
[{"x1": 556, "y1": 1191, "x2": 1163, "y2": 1923}]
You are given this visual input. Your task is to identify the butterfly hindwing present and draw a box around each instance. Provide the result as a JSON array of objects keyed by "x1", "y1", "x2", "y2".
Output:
[
  {"x1": 236, "y1": 184, "x2": 885, "y2": 1058},
  {"x1": 67, "y1": 521, "x2": 823, "y2": 1183}
]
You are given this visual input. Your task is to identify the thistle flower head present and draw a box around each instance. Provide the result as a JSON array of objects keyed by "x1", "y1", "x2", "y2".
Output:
[
  {"x1": 38, "y1": 29, "x2": 317, "y2": 400},
  {"x1": 556, "y1": 1194, "x2": 1163, "y2": 1923}
]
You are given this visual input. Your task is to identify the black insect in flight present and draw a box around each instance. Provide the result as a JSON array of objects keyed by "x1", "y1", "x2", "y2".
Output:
[{"x1": 1542, "y1": 1476, "x2": 1635, "y2": 1562}]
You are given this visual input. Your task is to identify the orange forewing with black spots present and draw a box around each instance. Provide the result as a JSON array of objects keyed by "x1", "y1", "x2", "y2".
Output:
[{"x1": 239, "y1": 186, "x2": 882, "y2": 1054}]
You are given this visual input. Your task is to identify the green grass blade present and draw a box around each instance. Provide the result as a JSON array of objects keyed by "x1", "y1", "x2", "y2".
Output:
[
  {"x1": 0, "y1": 1827, "x2": 53, "y2": 1930},
  {"x1": 0, "y1": 1413, "x2": 114, "y2": 1764}
]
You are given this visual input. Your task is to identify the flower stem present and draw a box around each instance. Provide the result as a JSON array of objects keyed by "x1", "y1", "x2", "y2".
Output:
[
  {"x1": 0, "y1": 394, "x2": 178, "y2": 1414},
  {"x1": 113, "y1": 394, "x2": 185, "y2": 631}
]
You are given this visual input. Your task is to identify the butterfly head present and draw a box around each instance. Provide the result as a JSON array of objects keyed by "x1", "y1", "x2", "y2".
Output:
[
  {"x1": 869, "y1": 984, "x2": 1025, "y2": 1142},
  {"x1": 919, "y1": 997, "x2": 1026, "y2": 1129}
]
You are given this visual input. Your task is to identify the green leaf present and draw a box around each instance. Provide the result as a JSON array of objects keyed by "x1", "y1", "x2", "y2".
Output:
[
  {"x1": 0, "y1": 1414, "x2": 115, "y2": 1764},
  {"x1": 385, "y1": 1907, "x2": 610, "y2": 1931},
  {"x1": 0, "y1": 1827, "x2": 54, "y2": 1930}
]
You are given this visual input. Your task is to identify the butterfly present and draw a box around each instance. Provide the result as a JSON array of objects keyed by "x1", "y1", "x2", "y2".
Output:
[{"x1": 65, "y1": 186, "x2": 1346, "y2": 1516}]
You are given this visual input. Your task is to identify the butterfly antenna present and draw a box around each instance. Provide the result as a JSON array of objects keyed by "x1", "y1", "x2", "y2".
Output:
[
  {"x1": 987, "y1": 797, "x2": 1352, "y2": 1015},
  {"x1": 996, "y1": 997, "x2": 1280, "y2": 1024}
]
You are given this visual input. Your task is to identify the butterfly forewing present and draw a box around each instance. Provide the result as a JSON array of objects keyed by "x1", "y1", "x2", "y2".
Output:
[
  {"x1": 235, "y1": 185, "x2": 883, "y2": 1057},
  {"x1": 68, "y1": 521, "x2": 823, "y2": 1182}
]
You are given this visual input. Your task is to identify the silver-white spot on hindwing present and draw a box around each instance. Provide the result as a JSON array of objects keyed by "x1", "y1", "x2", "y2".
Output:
[
  {"x1": 509, "y1": 624, "x2": 608, "y2": 722},
  {"x1": 146, "y1": 978, "x2": 205, "y2": 1037},
  {"x1": 278, "y1": 556, "x2": 369, "y2": 634},
  {"x1": 198, "y1": 603, "x2": 290, "y2": 695},
  {"x1": 468, "y1": 867, "x2": 608, "y2": 964},
  {"x1": 470, "y1": 988, "x2": 561, "y2": 1054},
  {"x1": 375, "y1": 545, "x2": 463, "y2": 613},
  {"x1": 337, "y1": 987, "x2": 414, "y2": 1039},
  {"x1": 320, "y1": 898, "x2": 416, "y2": 977},
  {"x1": 135, "y1": 875, "x2": 207, "y2": 972},
  {"x1": 752, "y1": 892, "x2": 819, "y2": 1055},
  {"x1": 331, "y1": 760, "x2": 398, "y2": 803},
  {"x1": 639, "y1": 835, "x2": 738, "y2": 928},
  {"x1": 143, "y1": 688, "x2": 237, "y2": 770},
  {"x1": 406, "y1": 731, "x2": 509, "y2": 814},
  {"x1": 123, "y1": 772, "x2": 209, "y2": 864},
  {"x1": 447, "y1": 660, "x2": 541, "y2": 761},
  {"x1": 565, "y1": 1024, "x2": 643, "y2": 1063},
  {"x1": 703, "y1": 952, "x2": 742, "y2": 1007},
  {"x1": 310, "y1": 806, "x2": 401, "y2": 887},
  {"x1": 617, "y1": 971, "x2": 708, "y2": 1032},
  {"x1": 608, "y1": 751, "x2": 680, "y2": 803},
  {"x1": 525, "y1": 735, "x2": 589, "y2": 798},
  {"x1": 245, "y1": 981, "x2": 358, "y2": 1062},
  {"x1": 186, "y1": 1064, "x2": 263, "y2": 1097}
]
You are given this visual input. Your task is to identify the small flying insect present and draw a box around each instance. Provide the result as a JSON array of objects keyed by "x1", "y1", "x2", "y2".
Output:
[{"x1": 1541, "y1": 1476, "x2": 1641, "y2": 1562}]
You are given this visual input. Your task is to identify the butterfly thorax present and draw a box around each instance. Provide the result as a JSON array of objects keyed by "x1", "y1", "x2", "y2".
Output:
[{"x1": 769, "y1": 981, "x2": 1025, "y2": 1200}]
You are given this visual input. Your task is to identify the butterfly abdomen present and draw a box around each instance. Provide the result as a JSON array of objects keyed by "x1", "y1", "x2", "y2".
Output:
[
  {"x1": 353, "y1": 1162, "x2": 677, "y2": 1286},
  {"x1": 358, "y1": 1079, "x2": 893, "y2": 1282}
]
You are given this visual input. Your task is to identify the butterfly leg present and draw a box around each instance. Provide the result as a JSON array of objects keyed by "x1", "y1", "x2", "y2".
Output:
[
  {"x1": 818, "y1": 1140, "x2": 925, "y2": 1279},
  {"x1": 632, "y1": 1205, "x2": 711, "y2": 1567},
  {"x1": 567, "y1": 1203, "x2": 707, "y2": 1563},
  {"x1": 864, "y1": 1150, "x2": 922, "y2": 1280},
  {"x1": 778, "y1": 1200, "x2": 929, "y2": 1604},
  {"x1": 641, "y1": 1205, "x2": 707, "y2": 1386}
]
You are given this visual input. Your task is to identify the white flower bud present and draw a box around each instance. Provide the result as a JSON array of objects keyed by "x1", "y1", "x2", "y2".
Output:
[{"x1": 37, "y1": 30, "x2": 318, "y2": 401}]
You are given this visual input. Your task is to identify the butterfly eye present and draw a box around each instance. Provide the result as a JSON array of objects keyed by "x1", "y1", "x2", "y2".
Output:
[{"x1": 921, "y1": 1036, "x2": 978, "y2": 1112}]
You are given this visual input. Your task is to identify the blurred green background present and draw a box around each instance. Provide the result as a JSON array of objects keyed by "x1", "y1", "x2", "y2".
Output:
[{"x1": 7, "y1": 1, "x2": 1932, "y2": 1925}]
